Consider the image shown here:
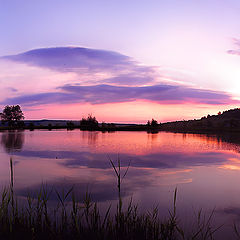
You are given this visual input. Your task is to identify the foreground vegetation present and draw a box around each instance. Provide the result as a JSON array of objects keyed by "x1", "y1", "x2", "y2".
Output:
[
  {"x1": 0, "y1": 158, "x2": 227, "y2": 240},
  {"x1": 0, "y1": 185, "x2": 223, "y2": 240}
]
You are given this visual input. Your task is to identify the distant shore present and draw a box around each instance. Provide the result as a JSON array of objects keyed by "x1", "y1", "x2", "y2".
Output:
[
  {"x1": 1, "y1": 108, "x2": 240, "y2": 133},
  {"x1": 0, "y1": 123, "x2": 157, "y2": 132},
  {"x1": 0, "y1": 122, "x2": 239, "y2": 134}
]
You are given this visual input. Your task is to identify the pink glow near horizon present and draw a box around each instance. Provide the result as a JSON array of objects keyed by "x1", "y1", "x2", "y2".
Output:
[
  {"x1": 1, "y1": 1, "x2": 240, "y2": 121},
  {"x1": 22, "y1": 101, "x2": 238, "y2": 123},
  {"x1": 0, "y1": 43, "x2": 240, "y2": 123}
]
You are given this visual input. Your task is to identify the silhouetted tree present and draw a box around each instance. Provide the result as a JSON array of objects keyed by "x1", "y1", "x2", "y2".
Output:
[
  {"x1": 206, "y1": 120, "x2": 212, "y2": 128},
  {"x1": 151, "y1": 118, "x2": 158, "y2": 127},
  {"x1": 66, "y1": 121, "x2": 75, "y2": 129},
  {"x1": 101, "y1": 122, "x2": 107, "y2": 128},
  {"x1": 0, "y1": 105, "x2": 24, "y2": 127},
  {"x1": 146, "y1": 119, "x2": 158, "y2": 127},
  {"x1": 230, "y1": 118, "x2": 238, "y2": 128},
  {"x1": 80, "y1": 114, "x2": 99, "y2": 129},
  {"x1": 29, "y1": 122, "x2": 35, "y2": 130}
]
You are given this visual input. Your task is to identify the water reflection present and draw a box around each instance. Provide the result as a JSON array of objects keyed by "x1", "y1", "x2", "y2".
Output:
[
  {"x1": 220, "y1": 207, "x2": 240, "y2": 221},
  {"x1": 10, "y1": 147, "x2": 234, "y2": 171},
  {"x1": 1, "y1": 130, "x2": 240, "y2": 238},
  {"x1": 1, "y1": 130, "x2": 25, "y2": 153},
  {"x1": 147, "y1": 132, "x2": 158, "y2": 143},
  {"x1": 15, "y1": 179, "x2": 119, "y2": 202},
  {"x1": 81, "y1": 131, "x2": 99, "y2": 145}
]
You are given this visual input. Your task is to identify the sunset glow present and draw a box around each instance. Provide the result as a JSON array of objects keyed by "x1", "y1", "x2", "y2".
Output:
[
  {"x1": 1, "y1": 1, "x2": 240, "y2": 122},
  {"x1": 3, "y1": 2, "x2": 240, "y2": 239}
]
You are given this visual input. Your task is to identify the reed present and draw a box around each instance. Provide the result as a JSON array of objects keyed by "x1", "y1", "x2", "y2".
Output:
[{"x1": 0, "y1": 158, "x2": 222, "y2": 240}]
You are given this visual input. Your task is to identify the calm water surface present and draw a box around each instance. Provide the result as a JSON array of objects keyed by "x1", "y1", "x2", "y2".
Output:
[{"x1": 1, "y1": 129, "x2": 240, "y2": 238}]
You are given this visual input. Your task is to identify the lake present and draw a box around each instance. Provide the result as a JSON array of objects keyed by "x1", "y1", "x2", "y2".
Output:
[{"x1": 1, "y1": 129, "x2": 240, "y2": 238}]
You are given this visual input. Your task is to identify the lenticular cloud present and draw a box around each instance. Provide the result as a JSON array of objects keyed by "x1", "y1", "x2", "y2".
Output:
[{"x1": 0, "y1": 47, "x2": 238, "y2": 107}]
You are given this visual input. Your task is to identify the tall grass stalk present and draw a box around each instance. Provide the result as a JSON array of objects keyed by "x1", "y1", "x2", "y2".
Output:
[
  {"x1": 0, "y1": 158, "x2": 223, "y2": 239},
  {"x1": 109, "y1": 155, "x2": 130, "y2": 215}
]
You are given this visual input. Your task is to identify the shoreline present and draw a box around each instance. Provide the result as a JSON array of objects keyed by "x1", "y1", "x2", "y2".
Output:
[{"x1": 1, "y1": 124, "x2": 240, "y2": 134}]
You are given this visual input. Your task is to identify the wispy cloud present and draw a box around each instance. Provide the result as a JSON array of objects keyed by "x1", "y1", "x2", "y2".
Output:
[
  {"x1": 0, "y1": 47, "x2": 237, "y2": 113},
  {"x1": 2, "y1": 83, "x2": 235, "y2": 106},
  {"x1": 103, "y1": 74, "x2": 154, "y2": 86},
  {"x1": 228, "y1": 38, "x2": 240, "y2": 55}
]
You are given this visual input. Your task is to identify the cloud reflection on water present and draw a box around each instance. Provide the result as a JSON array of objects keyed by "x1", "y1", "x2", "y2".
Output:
[
  {"x1": 1, "y1": 130, "x2": 240, "y2": 205},
  {"x1": 11, "y1": 150, "x2": 231, "y2": 170}
]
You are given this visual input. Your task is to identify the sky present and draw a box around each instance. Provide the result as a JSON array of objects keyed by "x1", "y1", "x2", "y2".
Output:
[{"x1": 1, "y1": 0, "x2": 240, "y2": 123}]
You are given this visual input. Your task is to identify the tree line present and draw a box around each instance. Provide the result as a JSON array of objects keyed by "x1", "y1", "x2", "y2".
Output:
[{"x1": 0, "y1": 105, "x2": 160, "y2": 130}]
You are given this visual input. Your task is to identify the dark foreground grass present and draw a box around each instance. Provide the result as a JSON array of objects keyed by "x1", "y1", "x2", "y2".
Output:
[
  {"x1": 0, "y1": 158, "x2": 223, "y2": 240},
  {"x1": 0, "y1": 186, "x2": 222, "y2": 240}
]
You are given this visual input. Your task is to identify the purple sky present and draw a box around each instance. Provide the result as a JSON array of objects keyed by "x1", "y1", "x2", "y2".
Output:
[{"x1": 0, "y1": 0, "x2": 240, "y2": 122}]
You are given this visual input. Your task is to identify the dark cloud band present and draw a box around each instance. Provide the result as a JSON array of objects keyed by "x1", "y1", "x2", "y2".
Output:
[
  {"x1": 2, "y1": 83, "x2": 235, "y2": 106},
  {"x1": 1, "y1": 47, "x2": 237, "y2": 107}
]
